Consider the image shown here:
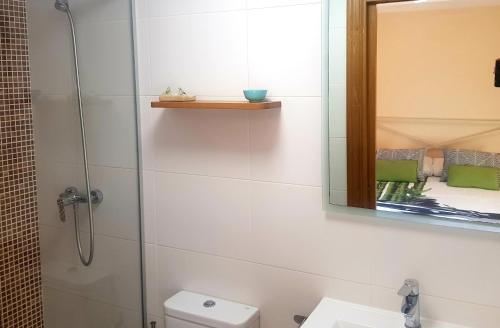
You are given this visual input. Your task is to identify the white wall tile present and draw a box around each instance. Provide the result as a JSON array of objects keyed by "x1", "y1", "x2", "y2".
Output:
[
  {"x1": 248, "y1": 0, "x2": 321, "y2": 9},
  {"x1": 42, "y1": 287, "x2": 90, "y2": 328},
  {"x1": 40, "y1": 225, "x2": 142, "y2": 311},
  {"x1": 149, "y1": 12, "x2": 248, "y2": 96},
  {"x1": 85, "y1": 303, "x2": 142, "y2": 328},
  {"x1": 145, "y1": 244, "x2": 162, "y2": 316},
  {"x1": 250, "y1": 182, "x2": 374, "y2": 283},
  {"x1": 370, "y1": 285, "x2": 500, "y2": 328},
  {"x1": 249, "y1": 182, "x2": 325, "y2": 270},
  {"x1": 84, "y1": 166, "x2": 141, "y2": 241},
  {"x1": 27, "y1": 1, "x2": 75, "y2": 96},
  {"x1": 155, "y1": 173, "x2": 252, "y2": 259},
  {"x1": 247, "y1": 4, "x2": 322, "y2": 96},
  {"x1": 77, "y1": 233, "x2": 142, "y2": 311},
  {"x1": 84, "y1": 96, "x2": 138, "y2": 168},
  {"x1": 69, "y1": 0, "x2": 132, "y2": 23},
  {"x1": 250, "y1": 98, "x2": 322, "y2": 186},
  {"x1": 326, "y1": 278, "x2": 372, "y2": 306},
  {"x1": 372, "y1": 226, "x2": 500, "y2": 308},
  {"x1": 149, "y1": 0, "x2": 246, "y2": 17},
  {"x1": 136, "y1": 20, "x2": 152, "y2": 96},
  {"x1": 32, "y1": 96, "x2": 139, "y2": 169},
  {"x1": 76, "y1": 21, "x2": 135, "y2": 96},
  {"x1": 37, "y1": 163, "x2": 140, "y2": 241},
  {"x1": 39, "y1": 224, "x2": 79, "y2": 267},
  {"x1": 43, "y1": 286, "x2": 143, "y2": 328},
  {"x1": 32, "y1": 94, "x2": 82, "y2": 165},
  {"x1": 139, "y1": 96, "x2": 160, "y2": 171},
  {"x1": 151, "y1": 108, "x2": 250, "y2": 178},
  {"x1": 28, "y1": 0, "x2": 132, "y2": 47},
  {"x1": 419, "y1": 295, "x2": 500, "y2": 328},
  {"x1": 135, "y1": 0, "x2": 148, "y2": 20},
  {"x1": 156, "y1": 246, "x2": 333, "y2": 328},
  {"x1": 143, "y1": 170, "x2": 157, "y2": 244}
]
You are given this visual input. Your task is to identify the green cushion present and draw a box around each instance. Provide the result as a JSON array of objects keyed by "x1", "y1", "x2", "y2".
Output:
[
  {"x1": 376, "y1": 160, "x2": 418, "y2": 183},
  {"x1": 447, "y1": 165, "x2": 500, "y2": 191}
]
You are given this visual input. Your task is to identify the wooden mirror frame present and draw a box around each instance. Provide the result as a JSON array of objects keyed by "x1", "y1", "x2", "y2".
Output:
[{"x1": 346, "y1": 0, "x2": 415, "y2": 208}]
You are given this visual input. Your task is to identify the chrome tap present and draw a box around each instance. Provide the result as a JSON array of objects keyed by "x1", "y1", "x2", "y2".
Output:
[
  {"x1": 398, "y1": 279, "x2": 421, "y2": 328},
  {"x1": 57, "y1": 186, "x2": 103, "y2": 222}
]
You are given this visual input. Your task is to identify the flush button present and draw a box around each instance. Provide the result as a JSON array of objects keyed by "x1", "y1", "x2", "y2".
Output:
[{"x1": 203, "y1": 300, "x2": 216, "y2": 308}]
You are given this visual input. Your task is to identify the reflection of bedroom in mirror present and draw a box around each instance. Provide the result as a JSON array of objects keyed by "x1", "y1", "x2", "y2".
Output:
[{"x1": 375, "y1": 0, "x2": 500, "y2": 224}]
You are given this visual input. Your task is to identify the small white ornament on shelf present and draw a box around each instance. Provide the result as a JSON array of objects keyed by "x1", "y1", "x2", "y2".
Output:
[{"x1": 159, "y1": 87, "x2": 196, "y2": 102}]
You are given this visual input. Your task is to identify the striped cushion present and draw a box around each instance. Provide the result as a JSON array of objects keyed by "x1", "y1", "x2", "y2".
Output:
[{"x1": 441, "y1": 149, "x2": 500, "y2": 183}]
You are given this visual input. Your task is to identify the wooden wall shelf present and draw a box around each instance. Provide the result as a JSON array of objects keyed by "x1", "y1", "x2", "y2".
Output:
[{"x1": 151, "y1": 100, "x2": 281, "y2": 110}]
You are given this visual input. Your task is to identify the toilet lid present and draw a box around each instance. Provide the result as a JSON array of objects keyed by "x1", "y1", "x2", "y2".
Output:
[{"x1": 164, "y1": 291, "x2": 259, "y2": 328}]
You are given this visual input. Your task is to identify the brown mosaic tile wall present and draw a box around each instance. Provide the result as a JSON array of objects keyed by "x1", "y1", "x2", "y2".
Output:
[{"x1": 0, "y1": 0, "x2": 44, "y2": 327}]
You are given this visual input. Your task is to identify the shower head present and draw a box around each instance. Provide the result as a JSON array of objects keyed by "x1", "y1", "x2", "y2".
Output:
[{"x1": 54, "y1": 0, "x2": 69, "y2": 12}]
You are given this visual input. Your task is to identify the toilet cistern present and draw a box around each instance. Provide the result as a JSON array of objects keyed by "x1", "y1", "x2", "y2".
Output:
[{"x1": 164, "y1": 291, "x2": 260, "y2": 328}]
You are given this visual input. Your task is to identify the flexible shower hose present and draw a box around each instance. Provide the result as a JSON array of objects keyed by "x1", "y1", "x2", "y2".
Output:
[{"x1": 61, "y1": 4, "x2": 95, "y2": 266}]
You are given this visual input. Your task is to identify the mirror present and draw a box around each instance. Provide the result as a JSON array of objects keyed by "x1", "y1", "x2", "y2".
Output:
[{"x1": 327, "y1": 0, "x2": 500, "y2": 227}]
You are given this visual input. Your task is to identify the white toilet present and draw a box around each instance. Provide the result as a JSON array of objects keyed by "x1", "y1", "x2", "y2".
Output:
[{"x1": 164, "y1": 291, "x2": 260, "y2": 328}]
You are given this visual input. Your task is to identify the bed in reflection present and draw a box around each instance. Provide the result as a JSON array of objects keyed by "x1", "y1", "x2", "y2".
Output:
[
  {"x1": 369, "y1": 4, "x2": 500, "y2": 226},
  {"x1": 376, "y1": 148, "x2": 500, "y2": 224}
]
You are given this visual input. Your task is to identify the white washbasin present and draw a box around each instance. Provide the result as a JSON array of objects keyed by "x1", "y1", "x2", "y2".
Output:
[{"x1": 302, "y1": 298, "x2": 469, "y2": 328}]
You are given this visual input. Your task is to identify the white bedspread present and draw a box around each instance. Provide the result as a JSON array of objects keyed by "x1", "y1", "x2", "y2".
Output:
[{"x1": 425, "y1": 177, "x2": 500, "y2": 214}]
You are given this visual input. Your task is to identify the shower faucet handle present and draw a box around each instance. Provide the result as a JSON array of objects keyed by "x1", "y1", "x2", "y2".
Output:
[
  {"x1": 57, "y1": 198, "x2": 67, "y2": 222},
  {"x1": 57, "y1": 186, "x2": 79, "y2": 222},
  {"x1": 56, "y1": 186, "x2": 103, "y2": 222},
  {"x1": 60, "y1": 186, "x2": 78, "y2": 198}
]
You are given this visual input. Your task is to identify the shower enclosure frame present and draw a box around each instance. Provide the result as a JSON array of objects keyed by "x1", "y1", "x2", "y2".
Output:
[{"x1": 129, "y1": 0, "x2": 149, "y2": 326}]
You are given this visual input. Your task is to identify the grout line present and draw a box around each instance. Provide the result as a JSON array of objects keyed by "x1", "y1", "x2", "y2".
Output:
[
  {"x1": 144, "y1": 94, "x2": 322, "y2": 98},
  {"x1": 156, "y1": 244, "x2": 370, "y2": 286},
  {"x1": 151, "y1": 169, "x2": 159, "y2": 246},
  {"x1": 245, "y1": 0, "x2": 251, "y2": 89},
  {"x1": 33, "y1": 93, "x2": 322, "y2": 99},
  {"x1": 39, "y1": 222, "x2": 140, "y2": 243},
  {"x1": 244, "y1": 0, "x2": 253, "y2": 199},
  {"x1": 43, "y1": 161, "x2": 139, "y2": 172},
  {"x1": 73, "y1": 18, "x2": 133, "y2": 26},
  {"x1": 148, "y1": 169, "x2": 323, "y2": 188},
  {"x1": 42, "y1": 285, "x2": 141, "y2": 313},
  {"x1": 372, "y1": 284, "x2": 500, "y2": 311},
  {"x1": 39, "y1": 161, "x2": 322, "y2": 189},
  {"x1": 247, "y1": 1, "x2": 323, "y2": 11},
  {"x1": 31, "y1": 93, "x2": 136, "y2": 98},
  {"x1": 144, "y1": 2, "x2": 153, "y2": 97},
  {"x1": 145, "y1": 239, "x2": 162, "y2": 316},
  {"x1": 148, "y1": 9, "x2": 248, "y2": 19},
  {"x1": 146, "y1": 2, "x2": 321, "y2": 19},
  {"x1": 155, "y1": 244, "x2": 500, "y2": 311}
]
